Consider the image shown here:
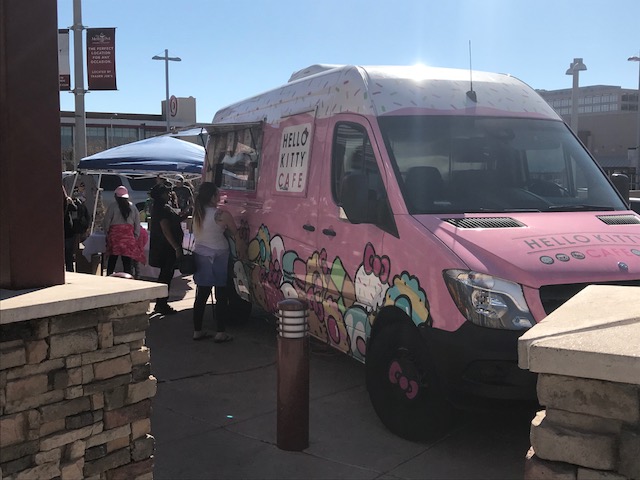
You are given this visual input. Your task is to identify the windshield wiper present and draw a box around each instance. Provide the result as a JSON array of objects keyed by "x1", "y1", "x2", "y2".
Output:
[{"x1": 547, "y1": 204, "x2": 616, "y2": 212}]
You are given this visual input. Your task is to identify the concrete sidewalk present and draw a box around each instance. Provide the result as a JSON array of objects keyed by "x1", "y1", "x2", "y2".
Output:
[{"x1": 146, "y1": 277, "x2": 535, "y2": 479}]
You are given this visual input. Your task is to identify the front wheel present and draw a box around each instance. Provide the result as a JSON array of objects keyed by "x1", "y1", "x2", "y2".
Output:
[{"x1": 366, "y1": 318, "x2": 451, "y2": 440}]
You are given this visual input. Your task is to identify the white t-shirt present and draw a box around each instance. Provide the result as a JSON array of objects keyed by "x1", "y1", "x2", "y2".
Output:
[{"x1": 194, "y1": 207, "x2": 229, "y2": 251}]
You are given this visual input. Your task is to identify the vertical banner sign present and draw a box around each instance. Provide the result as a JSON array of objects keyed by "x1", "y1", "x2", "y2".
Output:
[
  {"x1": 276, "y1": 123, "x2": 312, "y2": 193},
  {"x1": 58, "y1": 29, "x2": 70, "y2": 91},
  {"x1": 86, "y1": 28, "x2": 117, "y2": 90}
]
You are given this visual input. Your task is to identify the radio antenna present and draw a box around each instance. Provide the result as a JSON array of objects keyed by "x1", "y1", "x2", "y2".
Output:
[{"x1": 466, "y1": 40, "x2": 477, "y2": 102}]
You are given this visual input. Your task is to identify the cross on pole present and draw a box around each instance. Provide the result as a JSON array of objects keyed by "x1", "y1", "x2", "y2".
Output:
[{"x1": 152, "y1": 49, "x2": 181, "y2": 132}]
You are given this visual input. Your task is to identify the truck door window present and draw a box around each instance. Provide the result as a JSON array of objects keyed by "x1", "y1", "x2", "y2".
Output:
[
  {"x1": 205, "y1": 125, "x2": 263, "y2": 191},
  {"x1": 332, "y1": 122, "x2": 395, "y2": 233}
]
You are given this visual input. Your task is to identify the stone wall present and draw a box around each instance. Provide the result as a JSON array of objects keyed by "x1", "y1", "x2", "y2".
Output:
[
  {"x1": 518, "y1": 285, "x2": 640, "y2": 480},
  {"x1": 0, "y1": 300, "x2": 156, "y2": 480},
  {"x1": 525, "y1": 374, "x2": 640, "y2": 479}
]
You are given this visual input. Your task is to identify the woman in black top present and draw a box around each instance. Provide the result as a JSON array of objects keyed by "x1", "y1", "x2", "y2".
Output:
[{"x1": 148, "y1": 183, "x2": 183, "y2": 315}]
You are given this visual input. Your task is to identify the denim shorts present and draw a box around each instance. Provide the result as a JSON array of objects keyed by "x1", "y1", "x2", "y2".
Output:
[{"x1": 193, "y1": 249, "x2": 229, "y2": 287}]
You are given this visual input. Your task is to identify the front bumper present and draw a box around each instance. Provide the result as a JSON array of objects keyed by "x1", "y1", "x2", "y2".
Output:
[{"x1": 420, "y1": 321, "x2": 537, "y2": 403}]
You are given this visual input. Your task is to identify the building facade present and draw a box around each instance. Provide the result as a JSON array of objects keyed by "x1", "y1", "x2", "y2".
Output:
[
  {"x1": 60, "y1": 96, "x2": 198, "y2": 170},
  {"x1": 61, "y1": 90, "x2": 640, "y2": 190},
  {"x1": 537, "y1": 85, "x2": 639, "y2": 189}
]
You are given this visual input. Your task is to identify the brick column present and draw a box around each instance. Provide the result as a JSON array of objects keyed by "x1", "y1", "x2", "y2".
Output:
[{"x1": 0, "y1": 0, "x2": 64, "y2": 288}]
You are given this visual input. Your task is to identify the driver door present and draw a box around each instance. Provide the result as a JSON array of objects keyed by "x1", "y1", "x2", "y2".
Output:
[{"x1": 312, "y1": 116, "x2": 396, "y2": 356}]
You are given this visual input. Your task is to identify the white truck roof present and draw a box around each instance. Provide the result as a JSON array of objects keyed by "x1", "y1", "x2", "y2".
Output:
[{"x1": 212, "y1": 64, "x2": 560, "y2": 124}]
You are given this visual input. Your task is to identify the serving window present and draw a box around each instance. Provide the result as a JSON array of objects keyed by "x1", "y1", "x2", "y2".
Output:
[{"x1": 205, "y1": 123, "x2": 263, "y2": 191}]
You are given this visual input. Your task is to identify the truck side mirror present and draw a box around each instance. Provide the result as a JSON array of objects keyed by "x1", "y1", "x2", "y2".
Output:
[
  {"x1": 611, "y1": 173, "x2": 630, "y2": 203},
  {"x1": 340, "y1": 172, "x2": 370, "y2": 224}
]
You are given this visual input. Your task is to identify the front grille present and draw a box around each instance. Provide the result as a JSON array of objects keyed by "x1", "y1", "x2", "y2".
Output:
[
  {"x1": 597, "y1": 214, "x2": 640, "y2": 225},
  {"x1": 444, "y1": 217, "x2": 525, "y2": 229},
  {"x1": 539, "y1": 280, "x2": 640, "y2": 315}
]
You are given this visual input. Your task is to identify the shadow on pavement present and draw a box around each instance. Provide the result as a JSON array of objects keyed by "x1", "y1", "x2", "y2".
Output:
[{"x1": 146, "y1": 276, "x2": 535, "y2": 479}]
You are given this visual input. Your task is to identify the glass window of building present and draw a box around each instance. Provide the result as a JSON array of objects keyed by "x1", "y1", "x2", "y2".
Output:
[
  {"x1": 61, "y1": 125, "x2": 74, "y2": 169},
  {"x1": 87, "y1": 127, "x2": 107, "y2": 154},
  {"x1": 109, "y1": 127, "x2": 138, "y2": 148}
]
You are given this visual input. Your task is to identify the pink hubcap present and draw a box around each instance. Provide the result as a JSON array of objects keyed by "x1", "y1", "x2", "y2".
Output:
[{"x1": 388, "y1": 360, "x2": 420, "y2": 399}]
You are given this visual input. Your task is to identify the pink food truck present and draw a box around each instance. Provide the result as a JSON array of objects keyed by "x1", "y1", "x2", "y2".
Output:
[{"x1": 203, "y1": 64, "x2": 640, "y2": 439}]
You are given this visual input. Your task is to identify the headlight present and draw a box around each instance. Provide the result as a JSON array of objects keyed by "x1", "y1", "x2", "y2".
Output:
[{"x1": 443, "y1": 270, "x2": 534, "y2": 330}]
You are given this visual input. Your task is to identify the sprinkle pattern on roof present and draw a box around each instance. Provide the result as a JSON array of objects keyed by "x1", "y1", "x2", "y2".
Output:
[{"x1": 213, "y1": 65, "x2": 560, "y2": 124}]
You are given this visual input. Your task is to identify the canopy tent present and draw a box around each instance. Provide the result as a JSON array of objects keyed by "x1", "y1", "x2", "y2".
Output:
[
  {"x1": 78, "y1": 135, "x2": 205, "y2": 175},
  {"x1": 72, "y1": 135, "x2": 205, "y2": 234}
]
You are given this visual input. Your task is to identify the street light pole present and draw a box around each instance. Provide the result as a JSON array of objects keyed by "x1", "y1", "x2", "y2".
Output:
[
  {"x1": 72, "y1": 0, "x2": 87, "y2": 166},
  {"x1": 628, "y1": 55, "x2": 640, "y2": 149},
  {"x1": 565, "y1": 58, "x2": 587, "y2": 134},
  {"x1": 152, "y1": 49, "x2": 181, "y2": 132}
]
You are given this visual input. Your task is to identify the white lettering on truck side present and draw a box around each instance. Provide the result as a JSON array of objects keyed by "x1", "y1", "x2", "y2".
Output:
[{"x1": 276, "y1": 124, "x2": 311, "y2": 193}]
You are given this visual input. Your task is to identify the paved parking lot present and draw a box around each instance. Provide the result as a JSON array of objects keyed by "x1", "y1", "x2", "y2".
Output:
[{"x1": 146, "y1": 277, "x2": 537, "y2": 479}]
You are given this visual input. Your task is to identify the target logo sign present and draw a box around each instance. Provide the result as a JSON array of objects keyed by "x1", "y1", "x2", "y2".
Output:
[{"x1": 169, "y1": 95, "x2": 178, "y2": 117}]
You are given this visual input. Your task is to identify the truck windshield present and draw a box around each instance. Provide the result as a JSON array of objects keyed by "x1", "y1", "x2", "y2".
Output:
[{"x1": 378, "y1": 116, "x2": 627, "y2": 214}]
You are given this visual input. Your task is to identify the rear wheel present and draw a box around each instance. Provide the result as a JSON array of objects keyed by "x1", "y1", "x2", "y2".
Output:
[{"x1": 366, "y1": 317, "x2": 451, "y2": 440}]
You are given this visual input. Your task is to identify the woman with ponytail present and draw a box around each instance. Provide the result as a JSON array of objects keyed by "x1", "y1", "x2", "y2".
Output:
[
  {"x1": 102, "y1": 186, "x2": 143, "y2": 276},
  {"x1": 191, "y1": 182, "x2": 243, "y2": 341}
]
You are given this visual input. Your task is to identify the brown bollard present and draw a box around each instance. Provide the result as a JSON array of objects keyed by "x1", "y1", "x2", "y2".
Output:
[{"x1": 276, "y1": 298, "x2": 310, "y2": 451}]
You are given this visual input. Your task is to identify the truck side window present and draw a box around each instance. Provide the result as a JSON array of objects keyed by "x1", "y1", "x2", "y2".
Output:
[
  {"x1": 332, "y1": 123, "x2": 395, "y2": 233},
  {"x1": 206, "y1": 125, "x2": 263, "y2": 191}
]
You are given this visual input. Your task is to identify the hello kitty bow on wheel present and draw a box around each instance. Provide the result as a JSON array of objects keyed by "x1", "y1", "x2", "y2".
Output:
[{"x1": 363, "y1": 243, "x2": 390, "y2": 283}]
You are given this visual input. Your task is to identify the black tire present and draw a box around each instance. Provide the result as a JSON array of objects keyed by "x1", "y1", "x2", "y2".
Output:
[{"x1": 366, "y1": 318, "x2": 451, "y2": 441}]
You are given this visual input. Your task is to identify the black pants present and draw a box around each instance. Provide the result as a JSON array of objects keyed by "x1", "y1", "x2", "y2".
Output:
[
  {"x1": 106, "y1": 255, "x2": 132, "y2": 276},
  {"x1": 193, "y1": 285, "x2": 230, "y2": 333},
  {"x1": 155, "y1": 252, "x2": 177, "y2": 307},
  {"x1": 64, "y1": 236, "x2": 75, "y2": 272}
]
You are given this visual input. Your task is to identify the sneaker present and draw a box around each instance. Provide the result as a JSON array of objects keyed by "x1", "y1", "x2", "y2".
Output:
[
  {"x1": 214, "y1": 332, "x2": 234, "y2": 343},
  {"x1": 154, "y1": 304, "x2": 178, "y2": 315},
  {"x1": 193, "y1": 331, "x2": 212, "y2": 341}
]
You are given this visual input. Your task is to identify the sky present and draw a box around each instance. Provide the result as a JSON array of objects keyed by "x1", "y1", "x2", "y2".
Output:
[{"x1": 57, "y1": 0, "x2": 640, "y2": 124}]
